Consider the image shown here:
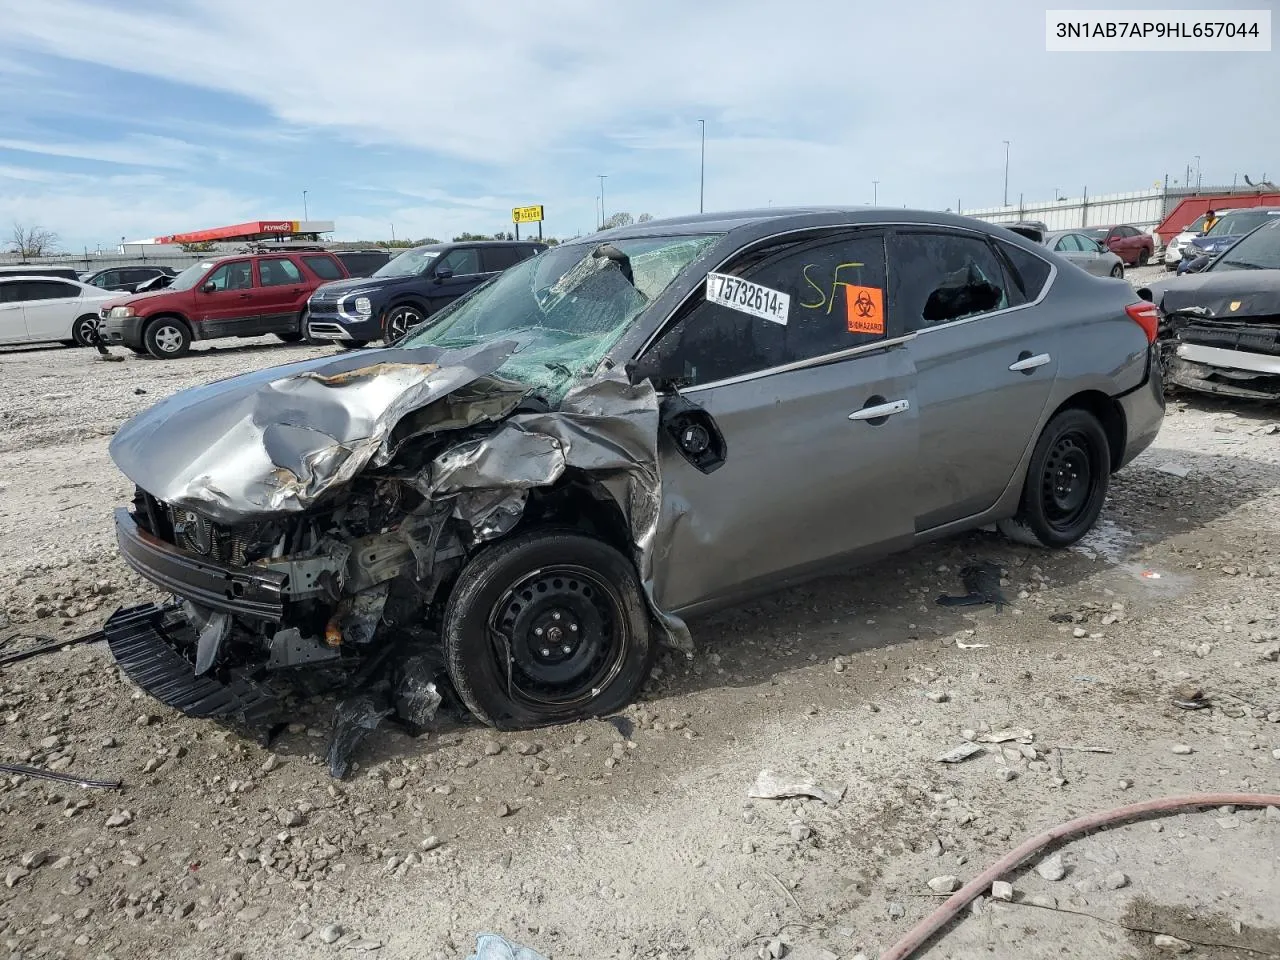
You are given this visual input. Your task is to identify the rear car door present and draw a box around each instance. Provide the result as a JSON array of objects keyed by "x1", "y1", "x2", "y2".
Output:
[
  {"x1": 428, "y1": 247, "x2": 485, "y2": 308},
  {"x1": 252, "y1": 257, "x2": 308, "y2": 332},
  {"x1": 17, "y1": 279, "x2": 84, "y2": 341},
  {"x1": 0, "y1": 280, "x2": 27, "y2": 343},
  {"x1": 639, "y1": 228, "x2": 919, "y2": 613},
  {"x1": 480, "y1": 245, "x2": 522, "y2": 276},
  {"x1": 1052, "y1": 234, "x2": 1090, "y2": 271},
  {"x1": 891, "y1": 228, "x2": 1060, "y2": 532}
]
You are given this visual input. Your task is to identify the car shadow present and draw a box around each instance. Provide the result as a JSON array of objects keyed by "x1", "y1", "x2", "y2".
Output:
[{"x1": 644, "y1": 442, "x2": 1280, "y2": 703}]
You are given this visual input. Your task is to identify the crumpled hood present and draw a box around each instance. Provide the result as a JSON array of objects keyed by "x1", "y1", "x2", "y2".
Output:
[
  {"x1": 1148, "y1": 269, "x2": 1280, "y2": 320},
  {"x1": 110, "y1": 341, "x2": 519, "y2": 523}
]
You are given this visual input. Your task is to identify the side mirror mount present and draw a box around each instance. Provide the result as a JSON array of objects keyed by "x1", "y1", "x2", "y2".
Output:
[
  {"x1": 434, "y1": 267, "x2": 454, "y2": 281},
  {"x1": 200, "y1": 281, "x2": 217, "y2": 293}
]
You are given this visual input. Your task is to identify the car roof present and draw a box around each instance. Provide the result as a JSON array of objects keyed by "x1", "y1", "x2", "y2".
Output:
[
  {"x1": 564, "y1": 206, "x2": 1014, "y2": 247},
  {"x1": 1216, "y1": 206, "x2": 1280, "y2": 215},
  {"x1": 409, "y1": 240, "x2": 546, "y2": 252}
]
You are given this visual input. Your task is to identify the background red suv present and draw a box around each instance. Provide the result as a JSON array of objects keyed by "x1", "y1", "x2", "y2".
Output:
[
  {"x1": 1085, "y1": 224, "x2": 1154, "y2": 266},
  {"x1": 99, "y1": 251, "x2": 348, "y2": 358}
]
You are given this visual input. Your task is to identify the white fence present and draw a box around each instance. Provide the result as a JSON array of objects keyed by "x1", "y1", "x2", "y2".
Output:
[{"x1": 959, "y1": 183, "x2": 1272, "y2": 238}]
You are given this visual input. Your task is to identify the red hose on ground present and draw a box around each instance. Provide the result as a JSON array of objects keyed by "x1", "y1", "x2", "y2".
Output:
[{"x1": 879, "y1": 792, "x2": 1280, "y2": 960}]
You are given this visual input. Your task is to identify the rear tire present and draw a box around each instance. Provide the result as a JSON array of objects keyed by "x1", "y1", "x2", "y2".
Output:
[
  {"x1": 71, "y1": 314, "x2": 100, "y2": 347},
  {"x1": 998, "y1": 408, "x2": 1110, "y2": 549},
  {"x1": 1137, "y1": 248, "x2": 1150, "y2": 266},
  {"x1": 443, "y1": 530, "x2": 655, "y2": 729},
  {"x1": 143, "y1": 318, "x2": 192, "y2": 359}
]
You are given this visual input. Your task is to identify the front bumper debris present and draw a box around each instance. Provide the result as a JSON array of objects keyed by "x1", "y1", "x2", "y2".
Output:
[
  {"x1": 114, "y1": 508, "x2": 286, "y2": 621},
  {"x1": 104, "y1": 603, "x2": 279, "y2": 723}
]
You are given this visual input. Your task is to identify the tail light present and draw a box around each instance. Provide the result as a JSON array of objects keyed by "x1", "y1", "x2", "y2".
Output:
[{"x1": 1125, "y1": 301, "x2": 1160, "y2": 343}]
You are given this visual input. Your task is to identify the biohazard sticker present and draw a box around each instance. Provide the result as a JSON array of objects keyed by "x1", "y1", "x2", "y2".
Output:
[{"x1": 844, "y1": 285, "x2": 884, "y2": 334}]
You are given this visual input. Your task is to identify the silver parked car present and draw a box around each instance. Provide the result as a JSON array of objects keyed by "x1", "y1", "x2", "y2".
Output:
[
  {"x1": 103, "y1": 207, "x2": 1165, "y2": 767},
  {"x1": 1043, "y1": 230, "x2": 1127, "y2": 278}
]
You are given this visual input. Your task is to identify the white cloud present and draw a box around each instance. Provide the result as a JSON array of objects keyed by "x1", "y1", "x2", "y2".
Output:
[{"x1": 0, "y1": 133, "x2": 200, "y2": 169}]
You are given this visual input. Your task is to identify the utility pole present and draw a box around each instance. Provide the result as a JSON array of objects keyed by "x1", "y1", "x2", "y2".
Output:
[
  {"x1": 390, "y1": 223, "x2": 395, "y2": 243},
  {"x1": 698, "y1": 119, "x2": 705, "y2": 213},
  {"x1": 1002, "y1": 140, "x2": 1010, "y2": 207},
  {"x1": 1195, "y1": 155, "x2": 1202, "y2": 189},
  {"x1": 872, "y1": 180, "x2": 879, "y2": 204},
  {"x1": 302, "y1": 190, "x2": 309, "y2": 220},
  {"x1": 598, "y1": 175, "x2": 608, "y2": 229}
]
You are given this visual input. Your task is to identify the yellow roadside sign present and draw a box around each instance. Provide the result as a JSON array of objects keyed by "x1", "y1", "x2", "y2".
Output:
[{"x1": 512, "y1": 204, "x2": 544, "y2": 224}]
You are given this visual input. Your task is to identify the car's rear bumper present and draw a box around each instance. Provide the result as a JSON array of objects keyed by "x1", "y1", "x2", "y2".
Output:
[
  {"x1": 1115, "y1": 348, "x2": 1166, "y2": 470},
  {"x1": 114, "y1": 507, "x2": 286, "y2": 621}
]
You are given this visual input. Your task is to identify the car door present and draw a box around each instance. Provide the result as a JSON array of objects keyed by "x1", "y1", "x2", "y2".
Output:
[
  {"x1": 1052, "y1": 233, "x2": 1091, "y2": 271},
  {"x1": 0, "y1": 280, "x2": 27, "y2": 343},
  {"x1": 194, "y1": 260, "x2": 257, "y2": 333},
  {"x1": 427, "y1": 247, "x2": 485, "y2": 308},
  {"x1": 17, "y1": 279, "x2": 84, "y2": 342},
  {"x1": 252, "y1": 257, "x2": 308, "y2": 332},
  {"x1": 891, "y1": 228, "x2": 1060, "y2": 532},
  {"x1": 637, "y1": 228, "x2": 919, "y2": 613},
  {"x1": 480, "y1": 245, "x2": 522, "y2": 277}
]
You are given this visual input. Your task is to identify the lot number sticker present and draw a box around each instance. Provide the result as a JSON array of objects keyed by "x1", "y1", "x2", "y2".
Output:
[
  {"x1": 706, "y1": 272, "x2": 790, "y2": 326},
  {"x1": 844, "y1": 285, "x2": 884, "y2": 335}
]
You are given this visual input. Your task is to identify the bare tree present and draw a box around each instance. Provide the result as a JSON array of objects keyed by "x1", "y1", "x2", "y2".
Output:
[
  {"x1": 10, "y1": 222, "x2": 60, "y2": 259},
  {"x1": 601, "y1": 212, "x2": 635, "y2": 229},
  {"x1": 637, "y1": 213, "x2": 654, "y2": 223}
]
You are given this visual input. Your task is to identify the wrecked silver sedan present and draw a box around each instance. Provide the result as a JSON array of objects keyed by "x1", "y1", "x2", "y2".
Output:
[{"x1": 104, "y1": 208, "x2": 1164, "y2": 771}]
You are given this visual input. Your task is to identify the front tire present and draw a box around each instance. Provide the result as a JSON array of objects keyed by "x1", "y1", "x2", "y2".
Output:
[
  {"x1": 1109, "y1": 264, "x2": 1124, "y2": 279},
  {"x1": 275, "y1": 332, "x2": 304, "y2": 343},
  {"x1": 998, "y1": 409, "x2": 1110, "y2": 549},
  {"x1": 443, "y1": 531, "x2": 655, "y2": 729},
  {"x1": 383, "y1": 303, "x2": 425, "y2": 343},
  {"x1": 71, "y1": 314, "x2": 100, "y2": 347},
  {"x1": 143, "y1": 318, "x2": 191, "y2": 359},
  {"x1": 335, "y1": 339, "x2": 371, "y2": 350}
]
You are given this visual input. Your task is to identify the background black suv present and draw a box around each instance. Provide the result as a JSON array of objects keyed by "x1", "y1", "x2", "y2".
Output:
[
  {"x1": 305, "y1": 239, "x2": 546, "y2": 347},
  {"x1": 81, "y1": 265, "x2": 177, "y2": 293}
]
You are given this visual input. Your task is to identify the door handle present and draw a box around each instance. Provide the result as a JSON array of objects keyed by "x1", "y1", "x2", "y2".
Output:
[
  {"x1": 848, "y1": 399, "x2": 910, "y2": 421},
  {"x1": 1009, "y1": 352, "x2": 1051, "y2": 373},
  {"x1": 238, "y1": 293, "x2": 252, "y2": 299}
]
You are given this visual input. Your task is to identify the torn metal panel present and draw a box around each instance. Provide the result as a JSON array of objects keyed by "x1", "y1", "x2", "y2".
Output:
[
  {"x1": 427, "y1": 369, "x2": 693, "y2": 653},
  {"x1": 108, "y1": 341, "x2": 519, "y2": 524}
]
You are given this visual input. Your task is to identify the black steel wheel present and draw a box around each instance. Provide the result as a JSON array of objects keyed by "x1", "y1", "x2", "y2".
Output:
[
  {"x1": 383, "y1": 303, "x2": 425, "y2": 342},
  {"x1": 442, "y1": 530, "x2": 654, "y2": 729},
  {"x1": 998, "y1": 408, "x2": 1110, "y2": 548}
]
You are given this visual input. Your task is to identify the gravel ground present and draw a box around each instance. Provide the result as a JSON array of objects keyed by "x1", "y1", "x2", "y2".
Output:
[{"x1": 2, "y1": 281, "x2": 1279, "y2": 960}]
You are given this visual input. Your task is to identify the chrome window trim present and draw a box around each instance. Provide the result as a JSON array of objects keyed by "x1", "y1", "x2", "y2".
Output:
[{"x1": 634, "y1": 220, "x2": 1058, "y2": 385}]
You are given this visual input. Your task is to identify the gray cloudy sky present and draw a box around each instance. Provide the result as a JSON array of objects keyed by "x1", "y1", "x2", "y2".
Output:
[{"x1": 0, "y1": 0, "x2": 1274, "y2": 246}]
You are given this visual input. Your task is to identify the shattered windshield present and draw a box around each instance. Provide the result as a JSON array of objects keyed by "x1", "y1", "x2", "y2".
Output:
[
  {"x1": 374, "y1": 247, "x2": 440, "y2": 278},
  {"x1": 1209, "y1": 211, "x2": 1279, "y2": 236},
  {"x1": 1210, "y1": 220, "x2": 1280, "y2": 272},
  {"x1": 399, "y1": 234, "x2": 720, "y2": 395}
]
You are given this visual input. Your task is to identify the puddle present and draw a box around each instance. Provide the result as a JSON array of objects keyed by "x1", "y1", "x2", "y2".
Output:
[{"x1": 1072, "y1": 520, "x2": 1137, "y2": 563}]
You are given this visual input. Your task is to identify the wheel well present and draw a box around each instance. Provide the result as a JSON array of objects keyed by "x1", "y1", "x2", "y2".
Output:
[
  {"x1": 1053, "y1": 391, "x2": 1125, "y2": 471},
  {"x1": 520, "y1": 473, "x2": 633, "y2": 556},
  {"x1": 143, "y1": 313, "x2": 192, "y2": 334},
  {"x1": 388, "y1": 298, "x2": 428, "y2": 315}
]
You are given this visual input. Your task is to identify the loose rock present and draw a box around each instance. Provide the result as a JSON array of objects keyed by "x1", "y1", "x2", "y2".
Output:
[
  {"x1": 1102, "y1": 871, "x2": 1128, "y2": 890},
  {"x1": 1035, "y1": 854, "x2": 1066, "y2": 882},
  {"x1": 927, "y1": 875, "x2": 961, "y2": 893},
  {"x1": 1170, "y1": 744, "x2": 1194, "y2": 755},
  {"x1": 990, "y1": 881, "x2": 1014, "y2": 901},
  {"x1": 1153, "y1": 934, "x2": 1192, "y2": 953},
  {"x1": 318, "y1": 923, "x2": 344, "y2": 944}
]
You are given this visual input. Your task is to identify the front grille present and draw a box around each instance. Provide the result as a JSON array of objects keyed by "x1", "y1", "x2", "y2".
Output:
[{"x1": 169, "y1": 507, "x2": 251, "y2": 566}]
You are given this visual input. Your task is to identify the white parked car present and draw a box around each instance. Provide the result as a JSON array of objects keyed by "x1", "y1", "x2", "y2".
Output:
[
  {"x1": 1163, "y1": 213, "x2": 1209, "y2": 271},
  {"x1": 0, "y1": 275, "x2": 120, "y2": 347}
]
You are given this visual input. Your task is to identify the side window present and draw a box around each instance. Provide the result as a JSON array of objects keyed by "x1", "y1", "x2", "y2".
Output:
[
  {"x1": 93, "y1": 271, "x2": 119, "y2": 288},
  {"x1": 889, "y1": 231, "x2": 1014, "y2": 331},
  {"x1": 258, "y1": 258, "x2": 303, "y2": 286},
  {"x1": 125, "y1": 269, "x2": 155, "y2": 283},
  {"x1": 996, "y1": 241, "x2": 1052, "y2": 303},
  {"x1": 1053, "y1": 235, "x2": 1077, "y2": 253},
  {"x1": 205, "y1": 262, "x2": 253, "y2": 291},
  {"x1": 437, "y1": 248, "x2": 482, "y2": 275},
  {"x1": 480, "y1": 247, "x2": 521, "y2": 272},
  {"x1": 21, "y1": 280, "x2": 81, "y2": 301},
  {"x1": 0, "y1": 282, "x2": 17, "y2": 303},
  {"x1": 641, "y1": 232, "x2": 889, "y2": 387},
  {"x1": 304, "y1": 255, "x2": 344, "y2": 280}
]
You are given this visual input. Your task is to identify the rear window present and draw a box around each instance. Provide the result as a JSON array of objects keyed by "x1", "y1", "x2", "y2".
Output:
[
  {"x1": 480, "y1": 247, "x2": 521, "y2": 272},
  {"x1": 996, "y1": 241, "x2": 1052, "y2": 302},
  {"x1": 303, "y1": 255, "x2": 344, "y2": 281}
]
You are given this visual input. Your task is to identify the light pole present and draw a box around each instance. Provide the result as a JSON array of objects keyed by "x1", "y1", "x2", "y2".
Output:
[
  {"x1": 1195, "y1": 155, "x2": 1202, "y2": 189},
  {"x1": 698, "y1": 119, "x2": 705, "y2": 213},
  {"x1": 872, "y1": 180, "x2": 879, "y2": 204},
  {"x1": 1002, "y1": 140, "x2": 1010, "y2": 207},
  {"x1": 390, "y1": 223, "x2": 395, "y2": 243},
  {"x1": 302, "y1": 190, "x2": 309, "y2": 220},
  {"x1": 598, "y1": 174, "x2": 608, "y2": 229}
]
